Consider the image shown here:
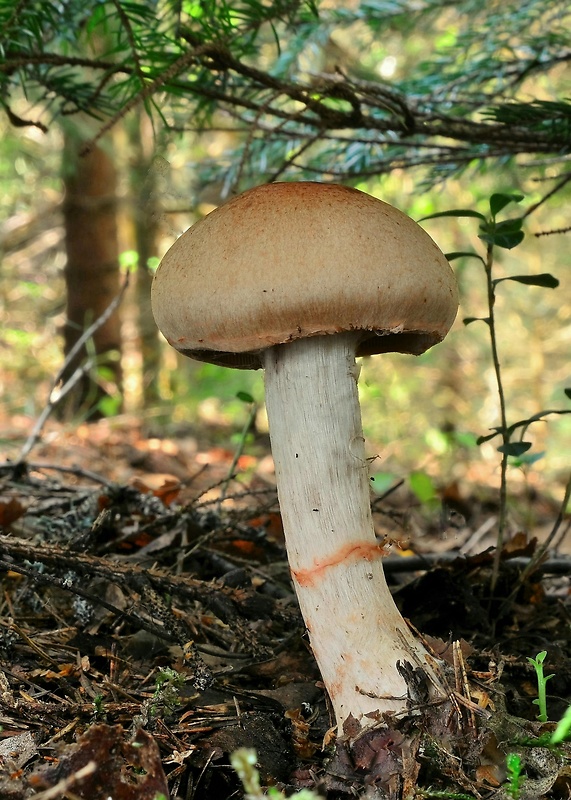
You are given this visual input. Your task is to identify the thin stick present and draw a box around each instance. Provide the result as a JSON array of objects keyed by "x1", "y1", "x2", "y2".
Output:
[
  {"x1": 498, "y1": 471, "x2": 571, "y2": 616},
  {"x1": 16, "y1": 274, "x2": 129, "y2": 464},
  {"x1": 5, "y1": 461, "x2": 116, "y2": 488},
  {"x1": 29, "y1": 762, "x2": 96, "y2": 800},
  {"x1": 0, "y1": 558, "x2": 177, "y2": 645},
  {"x1": 216, "y1": 402, "x2": 258, "y2": 513},
  {"x1": 522, "y1": 171, "x2": 571, "y2": 220}
]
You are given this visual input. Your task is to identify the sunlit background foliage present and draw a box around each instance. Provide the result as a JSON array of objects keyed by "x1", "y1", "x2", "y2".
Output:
[{"x1": 0, "y1": 0, "x2": 570, "y2": 498}]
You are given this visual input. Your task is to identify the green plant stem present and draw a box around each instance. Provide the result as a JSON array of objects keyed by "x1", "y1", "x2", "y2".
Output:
[
  {"x1": 506, "y1": 752, "x2": 523, "y2": 799},
  {"x1": 485, "y1": 242, "x2": 509, "y2": 592},
  {"x1": 528, "y1": 651, "x2": 554, "y2": 722}
]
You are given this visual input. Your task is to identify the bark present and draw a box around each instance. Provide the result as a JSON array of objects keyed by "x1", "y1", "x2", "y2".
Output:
[
  {"x1": 60, "y1": 135, "x2": 122, "y2": 419},
  {"x1": 129, "y1": 115, "x2": 162, "y2": 410}
]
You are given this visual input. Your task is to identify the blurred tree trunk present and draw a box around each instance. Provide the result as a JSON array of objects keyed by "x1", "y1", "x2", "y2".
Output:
[
  {"x1": 129, "y1": 114, "x2": 162, "y2": 409},
  {"x1": 59, "y1": 133, "x2": 122, "y2": 419}
]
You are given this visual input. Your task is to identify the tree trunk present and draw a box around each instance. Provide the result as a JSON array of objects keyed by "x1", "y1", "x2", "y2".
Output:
[
  {"x1": 129, "y1": 115, "x2": 162, "y2": 410},
  {"x1": 59, "y1": 134, "x2": 122, "y2": 419}
]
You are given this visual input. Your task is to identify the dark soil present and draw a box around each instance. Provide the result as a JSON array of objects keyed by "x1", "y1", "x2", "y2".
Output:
[{"x1": 0, "y1": 417, "x2": 570, "y2": 799}]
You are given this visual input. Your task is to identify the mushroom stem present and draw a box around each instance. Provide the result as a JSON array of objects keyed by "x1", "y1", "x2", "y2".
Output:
[{"x1": 264, "y1": 332, "x2": 439, "y2": 732}]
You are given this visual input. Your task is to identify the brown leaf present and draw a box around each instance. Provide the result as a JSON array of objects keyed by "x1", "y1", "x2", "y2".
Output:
[
  {"x1": 0, "y1": 498, "x2": 25, "y2": 527},
  {"x1": 285, "y1": 708, "x2": 318, "y2": 758},
  {"x1": 350, "y1": 727, "x2": 404, "y2": 775},
  {"x1": 33, "y1": 724, "x2": 169, "y2": 800},
  {"x1": 131, "y1": 476, "x2": 181, "y2": 506},
  {"x1": 503, "y1": 532, "x2": 536, "y2": 557},
  {"x1": 475, "y1": 763, "x2": 503, "y2": 787},
  {"x1": 422, "y1": 634, "x2": 474, "y2": 664},
  {"x1": 246, "y1": 512, "x2": 285, "y2": 543},
  {"x1": 342, "y1": 713, "x2": 361, "y2": 738}
]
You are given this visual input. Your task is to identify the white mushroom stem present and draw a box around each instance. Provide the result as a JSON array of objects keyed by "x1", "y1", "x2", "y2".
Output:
[{"x1": 263, "y1": 332, "x2": 441, "y2": 732}]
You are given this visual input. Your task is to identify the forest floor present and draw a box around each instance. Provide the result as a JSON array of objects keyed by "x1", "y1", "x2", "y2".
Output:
[{"x1": 0, "y1": 413, "x2": 570, "y2": 800}]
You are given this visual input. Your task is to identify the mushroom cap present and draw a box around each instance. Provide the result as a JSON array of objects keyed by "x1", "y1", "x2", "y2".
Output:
[{"x1": 151, "y1": 182, "x2": 458, "y2": 369}]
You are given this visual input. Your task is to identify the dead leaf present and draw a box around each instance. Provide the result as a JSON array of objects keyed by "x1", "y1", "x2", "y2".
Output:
[
  {"x1": 503, "y1": 532, "x2": 536, "y2": 557},
  {"x1": 131, "y1": 476, "x2": 181, "y2": 506},
  {"x1": 0, "y1": 498, "x2": 25, "y2": 527},
  {"x1": 285, "y1": 707, "x2": 318, "y2": 759},
  {"x1": 475, "y1": 763, "x2": 502, "y2": 786},
  {"x1": 32, "y1": 723, "x2": 169, "y2": 800}
]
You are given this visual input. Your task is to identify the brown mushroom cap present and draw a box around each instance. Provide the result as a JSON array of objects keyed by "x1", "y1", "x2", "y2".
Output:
[{"x1": 151, "y1": 182, "x2": 458, "y2": 369}]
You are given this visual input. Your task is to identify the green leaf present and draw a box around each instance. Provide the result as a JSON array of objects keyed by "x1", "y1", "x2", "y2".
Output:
[
  {"x1": 445, "y1": 251, "x2": 485, "y2": 263},
  {"x1": 119, "y1": 250, "x2": 139, "y2": 268},
  {"x1": 513, "y1": 408, "x2": 571, "y2": 428},
  {"x1": 479, "y1": 229, "x2": 525, "y2": 249},
  {"x1": 370, "y1": 472, "x2": 396, "y2": 494},
  {"x1": 236, "y1": 391, "x2": 255, "y2": 403},
  {"x1": 477, "y1": 431, "x2": 500, "y2": 445},
  {"x1": 479, "y1": 217, "x2": 524, "y2": 249},
  {"x1": 97, "y1": 394, "x2": 122, "y2": 418},
  {"x1": 497, "y1": 441, "x2": 532, "y2": 456},
  {"x1": 489, "y1": 192, "x2": 524, "y2": 218},
  {"x1": 463, "y1": 316, "x2": 490, "y2": 326},
  {"x1": 510, "y1": 450, "x2": 545, "y2": 467},
  {"x1": 493, "y1": 217, "x2": 523, "y2": 231},
  {"x1": 551, "y1": 706, "x2": 571, "y2": 745},
  {"x1": 86, "y1": 3, "x2": 107, "y2": 34},
  {"x1": 493, "y1": 273, "x2": 559, "y2": 289},
  {"x1": 454, "y1": 431, "x2": 479, "y2": 448},
  {"x1": 409, "y1": 471, "x2": 437, "y2": 504},
  {"x1": 419, "y1": 209, "x2": 487, "y2": 222}
]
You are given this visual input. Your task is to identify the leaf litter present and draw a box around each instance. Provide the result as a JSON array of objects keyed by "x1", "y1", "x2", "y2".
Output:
[{"x1": 0, "y1": 417, "x2": 569, "y2": 799}]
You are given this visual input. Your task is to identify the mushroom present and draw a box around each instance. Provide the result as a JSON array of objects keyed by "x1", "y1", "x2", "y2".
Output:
[{"x1": 151, "y1": 182, "x2": 458, "y2": 733}]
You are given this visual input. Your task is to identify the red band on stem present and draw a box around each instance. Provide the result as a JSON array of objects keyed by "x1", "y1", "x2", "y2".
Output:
[{"x1": 292, "y1": 540, "x2": 388, "y2": 588}]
